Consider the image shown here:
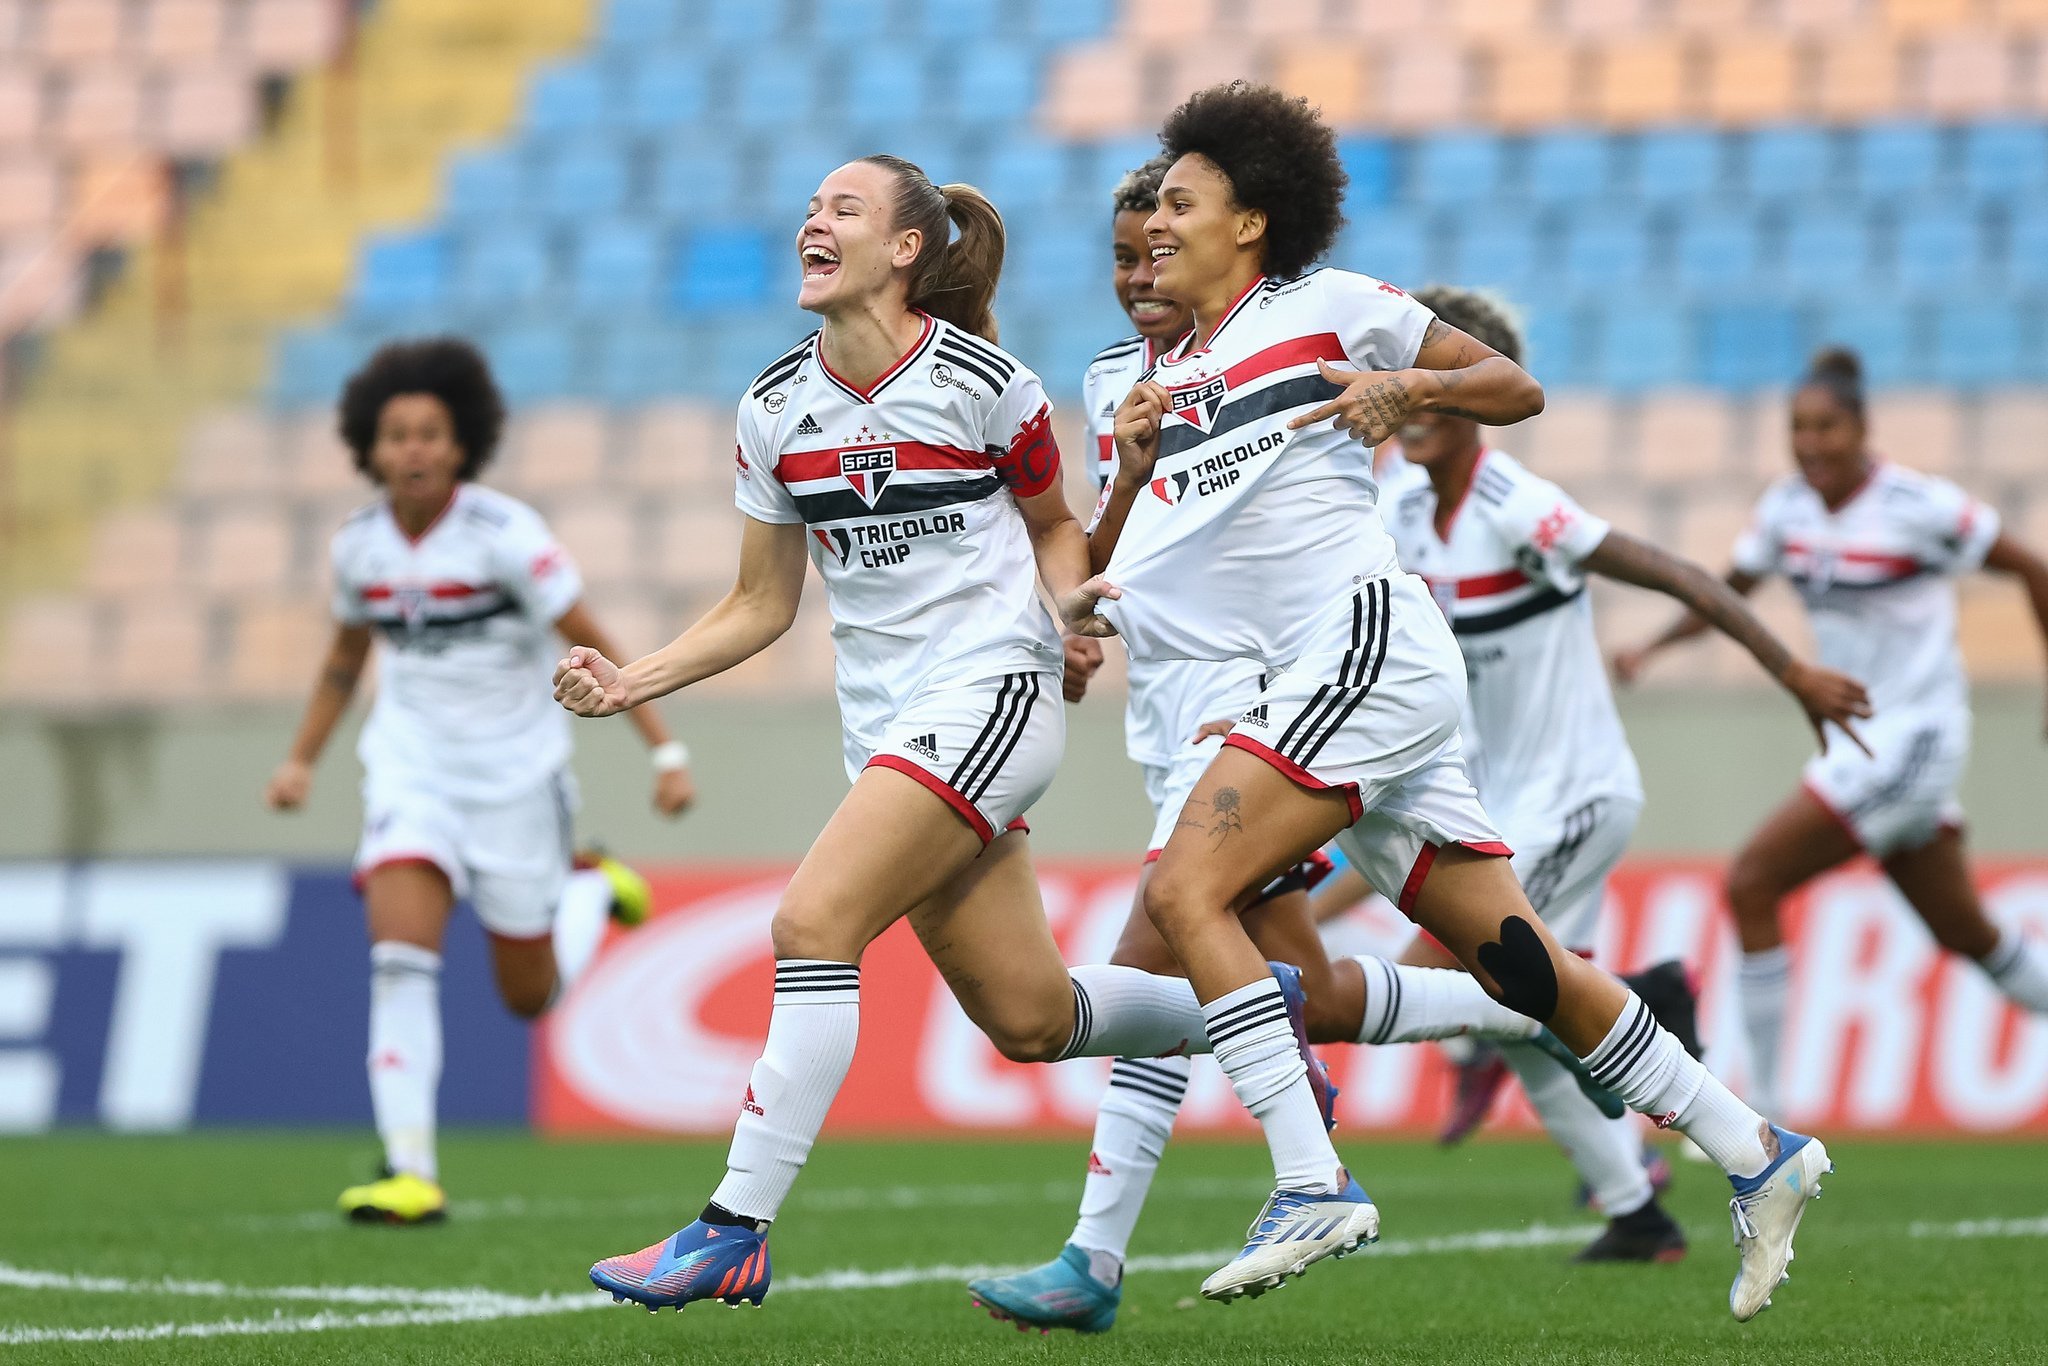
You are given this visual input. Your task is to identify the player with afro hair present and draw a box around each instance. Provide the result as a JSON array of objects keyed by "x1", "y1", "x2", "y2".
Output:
[
  {"x1": 1157, "y1": 80, "x2": 1346, "y2": 282},
  {"x1": 337, "y1": 337, "x2": 507, "y2": 483}
]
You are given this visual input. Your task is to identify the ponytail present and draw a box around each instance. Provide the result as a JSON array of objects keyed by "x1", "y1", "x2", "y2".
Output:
[{"x1": 861, "y1": 155, "x2": 1006, "y2": 344}]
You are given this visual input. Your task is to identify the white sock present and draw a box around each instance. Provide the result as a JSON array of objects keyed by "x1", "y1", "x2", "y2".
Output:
[
  {"x1": 1057, "y1": 965, "x2": 1210, "y2": 1059},
  {"x1": 709, "y1": 960, "x2": 860, "y2": 1223},
  {"x1": 1352, "y1": 955, "x2": 1543, "y2": 1045},
  {"x1": 1586, "y1": 993, "x2": 1770, "y2": 1180},
  {"x1": 1069, "y1": 1055, "x2": 1190, "y2": 1270},
  {"x1": 1980, "y1": 930, "x2": 2048, "y2": 1011},
  {"x1": 1204, "y1": 978, "x2": 1339, "y2": 1193},
  {"x1": 1738, "y1": 947, "x2": 1793, "y2": 1114},
  {"x1": 367, "y1": 941, "x2": 441, "y2": 1183},
  {"x1": 1502, "y1": 1039, "x2": 1651, "y2": 1217},
  {"x1": 550, "y1": 868, "x2": 613, "y2": 990}
]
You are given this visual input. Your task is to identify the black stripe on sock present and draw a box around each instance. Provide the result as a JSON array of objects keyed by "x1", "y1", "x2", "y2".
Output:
[
  {"x1": 1589, "y1": 999, "x2": 1656, "y2": 1087},
  {"x1": 1205, "y1": 993, "x2": 1285, "y2": 1036}
]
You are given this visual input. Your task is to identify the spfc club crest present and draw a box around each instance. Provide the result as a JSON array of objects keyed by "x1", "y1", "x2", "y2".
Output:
[
  {"x1": 840, "y1": 446, "x2": 896, "y2": 506},
  {"x1": 1166, "y1": 372, "x2": 1228, "y2": 432},
  {"x1": 394, "y1": 584, "x2": 429, "y2": 628}
]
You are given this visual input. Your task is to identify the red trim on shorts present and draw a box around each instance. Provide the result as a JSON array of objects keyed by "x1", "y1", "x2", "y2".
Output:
[
  {"x1": 1799, "y1": 779, "x2": 1865, "y2": 850},
  {"x1": 1005, "y1": 817, "x2": 1030, "y2": 836},
  {"x1": 1396, "y1": 839, "x2": 1516, "y2": 915},
  {"x1": 485, "y1": 927, "x2": 552, "y2": 944},
  {"x1": 1143, "y1": 848, "x2": 1164, "y2": 864},
  {"x1": 866, "y1": 754, "x2": 995, "y2": 845},
  {"x1": 352, "y1": 854, "x2": 450, "y2": 893},
  {"x1": 1221, "y1": 734, "x2": 1364, "y2": 823}
]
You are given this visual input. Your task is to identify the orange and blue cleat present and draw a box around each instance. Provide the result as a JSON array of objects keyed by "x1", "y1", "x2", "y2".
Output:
[{"x1": 590, "y1": 1219, "x2": 771, "y2": 1312}]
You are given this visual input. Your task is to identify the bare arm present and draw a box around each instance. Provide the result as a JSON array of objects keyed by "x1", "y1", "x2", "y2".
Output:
[
  {"x1": 1614, "y1": 565, "x2": 1764, "y2": 681},
  {"x1": 1982, "y1": 531, "x2": 2048, "y2": 738},
  {"x1": 555, "y1": 517, "x2": 808, "y2": 717},
  {"x1": 1015, "y1": 479, "x2": 1092, "y2": 605},
  {"x1": 1287, "y1": 319, "x2": 1545, "y2": 443},
  {"x1": 265, "y1": 623, "x2": 373, "y2": 809},
  {"x1": 1583, "y1": 529, "x2": 1871, "y2": 751},
  {"x1": 554, "y1": 599, "x2": 696, "y2": 815}
]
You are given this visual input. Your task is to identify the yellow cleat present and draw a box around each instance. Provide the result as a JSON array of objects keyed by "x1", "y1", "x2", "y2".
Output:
[
  {"x1": 591, "y1": 853, "x2": 652, "y2": 928},
  {"x1": 339, "y1": 1171, "x2": 447, "y2": 1225}
]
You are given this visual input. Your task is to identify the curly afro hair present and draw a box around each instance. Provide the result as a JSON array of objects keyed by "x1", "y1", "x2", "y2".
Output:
[
  {"x1": 1413, "y1": 286, "x2": 1524, "y2": 366},
  {"x1": 337, "y1": 337, "x2": 506, "y2": 483},
  {"x1": 1110, "y1": 152, "x2": 1175, "y2": 217},
  {"x1": 1158, "y1": 81, "x2": 1347, "y2": 281}
]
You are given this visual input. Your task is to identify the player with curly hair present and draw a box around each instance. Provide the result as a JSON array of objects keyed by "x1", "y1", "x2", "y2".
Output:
[
  {"x1": 264, "y1": 337, "x2": 696, "y2": 1224},
  {"x1": 1075, "y1": 82, "x2": 1853, "y2": 1318},
  {"x1": 1618, "y1": 344, "x2": 2048, "y2": 1115}
]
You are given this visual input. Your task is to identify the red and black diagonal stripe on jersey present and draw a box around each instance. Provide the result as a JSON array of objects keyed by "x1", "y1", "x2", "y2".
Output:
[
  {"x1": 777, "y1": 441, "x2": 1004, "y2": 524},
  {"x1": 1272, "y1": 578, "x2": 1391, "y2": 770}
]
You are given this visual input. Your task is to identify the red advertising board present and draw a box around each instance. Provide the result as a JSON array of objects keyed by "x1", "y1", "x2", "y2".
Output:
[{"x1": 534, "y1": 859, "x2": 2048, "y2": 1136}]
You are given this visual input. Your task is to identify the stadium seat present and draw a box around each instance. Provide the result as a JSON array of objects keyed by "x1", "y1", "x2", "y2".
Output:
[
  {"x1": 180, "y1": 409, "x2": 279, "y2": 498},
  {"x1": 1484, "y1": 36, "x2": 1585, "y2": 129},
  {"x1": 272, "y1": 328, "x2": 362, "y2": 407},
  {"x1": 524, "y1": 61, "x2": 612, "y2": 137},
  {"x1": 586, "y1": 322, "x2": 704, "y2": 404},
  {"x1": 622, "y1": 52, "x2": 709, "y2": 134},
  {"x1": 547, "y1": 497, "x2": 638, "y2": 587},
  {"x1": 1979, "y1": 391, "x2": 2048, "y2": 477},
  {"x1": 1339, "y1": 210, "x2": 1436, "y2": 290},
  {"x1": 0, "y1": 155, "x2": 58, "y2": 233},
  {"x1": 36, "y1": 0, "x2": 125, "y2": 65},
  {"x1": 1330, "y1": 0, "x2": 1433, "y2": 34},
  {"x1": 1893, "y1": 203, "x2": 1987, "y2": 292},
  {"x1": 1742, "y1": 124, "x2": 1835, "y2": 200},
  {"x1": 1025, "y1": 0, "x2": 1116, "y2": 41},
  {"x1": 1779, "y1": 210, "x2": 1876, "y2": 289},
  {"x1": 671, "y1": 226, "x2": 773, "y2": 312},
  {"x1": 1450, "y1": 219, "x2": 1543, "y2": 291},
  {"x1": 1410, "y1": 132, "x2": 1505, "y2": 208},
  {"x1": 1592, "y1": 305, "x2": 1690, "y2": 391},
  {"x1": 1673, "y1": 210, "x2": 1765, "y2": 290},
  {"x1": 1671, "y1": 495, "x2": 1764, "y2": 586},
  {"x1": 840, "y1": 45, "x2": 931, "y2": 126},
  {"x1": 1074, "y1": 135, "x2": 1170, "y2": 202},
  {"x1": 280, "y1": 409, "x2": 359, "y2": 497},
  {"x1": 570, "y1": 221, "x2": 663, "y2": 314},
  {"x1": 655, "y1": 503, "x2": 745, "y2": 593},
  {"x1": 1701, "y1": 34, "x2": 1799, "y2": 125},
  {"x1": 2, "y1": 595, "x2": 100, "y2": 702},
  {"x1": 1780, "y1": 0, "x2": 1866, "y2": 30},
  {"x1": 1634, "y1": 389, "x2": 1737, "y2": 485},
  {"x1": 0, "y1": 67, "x2": 40, "y2": 149},
  {"x1": 1633, "y1": 128, "x2": 1725, "y2": 204},
  {"x1": 1591, "y1": 36, "x2": 1689, "y2": 126},
  {"x1": 226, "y1": 596, "x2": 329, "y2": 700},
  {"x1": 806, "y1": 0, "x2": 897, "y2": 43},
  {"x1": 351, "y1": 232, "x2": 448, "y2": 316},
  {"x1": 979, "y1": 141, "x2": 1079, "y2": 212},
  {"x1": 243, "y1": 0, "x2": 344, "y2": 69},
  {"x1": 1664, "y1": 0, "x2": 1756, "y2": 32},
  {"x1": 1276, "y1": 48, "x2": 1372, "y2": 127},
  {"x1": 598, "y1": 0, "x2": 679, "y2": 52},
  {"x1": 1559, "y1": 209, "x2": 1654, "y2": 289},
  {"x1": 1043, "y1": 43, "x2": 1148, "y2": 137},
  {"x1": 1930, "y1": 299, "x2": 2033, "y2": 386},
  {"x1": 1502, "y1": 389, "x2": 1613, "y2": 486},
  {"x1": 159, "y1": 68, "x2": 256, "y2": 156},
  {"x1": 620, "y1": 400, "x2": 728, "y2": 496},
  {"x1": 195, "y1": 509, "x2": 296, "y2": 598},
  {"x1": 697, "y1": 0, "x2": 790, "y2": 41},
  {"x1": 54, "y1": 68, "x2": 143, "y2": 151},
  {"x1": 1961, "y1": 120, "x2": 2048, "y2": 197},
  {"x1": 139, "y1": 0, "x2": 226, "y2": 61},
  {"x1": 1810, "y1": 300, "x2": 1917, "y2": 386},
  {"x1": 1125, "y1": 0, "x2": 1221, "y2": 40},
  {"x1": 1517, "y1": 302, "x2": 1589, "y2": 388},
  {"x1": 483, "y1": 326, "x2": 577, "y2": 402},
  {"x1": 1700, "y1": 301, "x2": 1803, "y2": 391},
  {"x1": 536, "y1": 141, "x2": 632, "y2": 221},
  {"x1": 1815, "y1": 33, "x2": 1904, "y2": 121},
  {"x1": 1867, "y1": 390, "x2": 1965, "y2": 474},
  {"x1": 1521, "y1": 128, "x2": 1613, "y2": 207},
  {"x1": 1922, "y1": 30, "x2": 2019, "y2": 118},
  {"x1": 68, "y1": 156, "x2": 169, "y2": 245},
  {"x1": 1879, "y1": 0, "x2": 1977, "y2": 31},
  {"x1": 500, "y1": 403, "x2": 611, "y2": 495},
  {"x1": 950, "y1": 41, "x2": 1041, "y2": 123},
  {"x1": 731, "y1": 49, "x2": 826, "y2": 126},
  {"x1": 1008, "y1": 217, "x2": 1097, "y2": 295},
  {"x1": 1851, "y1": 121, "x2": 1944, "y2": 197},
  {"x1": 108, "y1": 595, "x2": 208, "y2": 701},
  {"x1": 1338, "y1": 137, "x2": 1397, "y2": 210},
  {"x1": 444, "y1": 149, "x2": 526, "y2": 224},
  {"x1": 454, "y1": 227, "x2": 553, "y2": 311},
  {"x1": 2007, "y1": 205, "x2": 2048, "y2": 287},
  {"x1": 85, "y1": 507, "x2": 186, "y2": 596},
  {"x1": 1446, "y1": 0, "x2": 1546, "y2": 36},
  {"x1": 650, "y1": 149, "x2": 746, "y2": 223},
  {"x1": 1373, "y1": 39, "x2": 1475, "y2": 130},
  {"x1": 911, "y1": 0, "x2": 1007, "y2": 41}
]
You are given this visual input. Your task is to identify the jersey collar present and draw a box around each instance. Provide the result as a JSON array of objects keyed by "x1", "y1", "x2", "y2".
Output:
[
  {"x1": 388, "y1": 483, "x2": 462, "y2": 547},
  {"x1": 815, "y1": 311, "x2": 938, "y2": 404},
  {"x1": 1432, "y1": 448, "x2": 1492, "y2": 543},
  {"x1": 1165, "y1": 274, "x2": 1266, "y2": 365}
]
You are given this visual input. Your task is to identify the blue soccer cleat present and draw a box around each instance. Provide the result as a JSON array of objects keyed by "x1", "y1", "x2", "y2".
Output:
[
  {"x1": 1267, "y1": 960, "x2": 1340, "y2": 1130},
  {"x1": 967, "y1": 1244, "x2": 1121, "y2": 1334},
  {"x1": 1200, "y1": 1170, "x2": 1380, "y2": 1301},
  {"x1": 1727, "y1": 1125, "x2": 1831, "y2": 1322},
  {"x1": 589, "y1": 1219, "x2": 771, "y2": 1312}
]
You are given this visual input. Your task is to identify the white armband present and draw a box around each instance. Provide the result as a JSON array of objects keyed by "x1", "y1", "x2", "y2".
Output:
[{"x1": 650, "y1": 741, "x2": 691, "y2": 773}]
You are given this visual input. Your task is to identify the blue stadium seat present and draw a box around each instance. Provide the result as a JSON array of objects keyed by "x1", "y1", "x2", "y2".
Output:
[
  {"x1": 1810, "y1": 301, "x2": 1915, "y2": 387},
  {"x1": 913, "y1": 0, "x2": 1008, "y2": 41},
  {"x1": 535, "y1": 141, "x2": 632, "y2": 220},
  {"x1": 272, "y1": 327, "x2": 363, "y2": 406},
  {"x1": 1633, "y1": 128, "x2": 1724, "y2": 203},
  {"x1": 1930, "y1": 298, "x2": 2032, "y2": 386},
  {"x1": 1742, "y1": 124, "x2": 1833, "y2": 199},
  {"x1": 841, "y1": 46, "x2": 932, "y2": 125},
  {"x1": 731, "y1": 51, "x2": 826, "y2": 125},
  {"x1": 523, "y1": 61, "x2": 611, "y2": 137},
  {"x1": 1075, "y1": 137, "x2": 1171, "y2": 202},
  {"x1": 622, "y1": 53, "x2": 709, "y2": 133},
  {"x1": 443, "y1": 149, "x2": 524, "y2": 223},
  {"x1": 952, "y1": 42, "x2": 1040, "y2": 123},
  {"x1": 1700, "y1": 301, "x2": 1802, "y2": 390},
  {"x1": 1893, "y1": 204, "x2": 1986, "y2": 293},
  {"x1": 1450, "y1": 220, "x2": 1542, "y2": 291},
  {"x1": 571, "y1": 221, "x2": 664, "y2": 313},
  {"x1": 1780, "y1": 210, "x2": 1874, "y2": 289},
  {"x1": 2008, "y1": 206, "x2": 2048, "y2": 288},
  {"x1": 483, "y1": 326, "x2": 576, "y2": 401},
  {"x1": 1522, "y1": 129, "x2": 1612, "y2": 207},
  {"x1": 671, "y1": 227, "x2": 775, "y2": 312},
  {"x1": 598, "y1": 0, "x2": 678, "y2": 52},
  {"x1": 980, "y1": 141, "x2": 1078, "y2": 211},
  {"x1": 351, "y1": 232, "x2": 447, "y2": 315},
  {"x1": 703, "y1": 315, "x2": 818, "y2": 396},
  {"x1": 1852, "y1": 121, "x2": 1943, "y2": 197},
  {"x1": 1673, "y1": 210, "x2": 1764, "y2": 291},
  {"x1": 698, "y1": 0, "x2": 787, "y2": 41},
  {"x1": 1026, "y1": 0, "x2": 1116, "y2": 41},
  {"x1": 1591, "y1": 304, "x2": 1689, "y2": 391},
  {"x1": 1410, "y1": 132, "x2": 1505, "y2": 207},
  {"x1": 586, "y1": 320, "x2": 704, "y2": 402},
  {"x1": 455, "y1": 227, "x2": 554, "y2": 310},
  {"x1": 651, "y1": 149, "x2": 747, "y2": 222},
  {"x1": 807, "y1": 0, "x2": 894, "y2": 42},
  {"x1": 1338, "y1": 210, "x2": 1433, "y2": 290},
  {"x1": 1559, "y1": 209, "x2": 1654, "y2": 289},
  {"x1": 1007, "y1": 218, "x2": 1097, "y2": 295},
  {"x1": 1962, "y1": 121, "x2": 2048, "y2": 199},
  {"x1": 764, "y1": 133, "x2": 871, "y2": 209},
  {"x1": 1517, "y1": 302, "x2": 1586, "y2": 388},
  {"x1": 1338, "y1": 137, "x2": 1397, "y2": 211}
]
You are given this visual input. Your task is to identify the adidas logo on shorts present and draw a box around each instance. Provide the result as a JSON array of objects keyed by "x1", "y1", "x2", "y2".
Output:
[
  {"x1": 1239, "y1": 703, "x2": 1270, "y2": 729},
  {"x1": 795, "y1": 413, "x2": 823, "y2": 436},
  {"x1": 904, "y1": 733, "x2": 941, "y2": 761}
]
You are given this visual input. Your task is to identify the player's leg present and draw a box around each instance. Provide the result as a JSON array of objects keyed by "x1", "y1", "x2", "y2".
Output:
[
  {"x1": 1885, "y1": 827, "x2": 2048, "y2": 1010},
  {"x1": 1723, "y1": 788, "x2": 1860, "y2": 1113},
  {"x1": 469, "y1": 772, "x2": 580, "y2": 1019}
]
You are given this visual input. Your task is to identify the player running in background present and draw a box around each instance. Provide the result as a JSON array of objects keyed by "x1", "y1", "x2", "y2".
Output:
[
  {"x1": 1617, "y1": 345, "x2": 2048, "y2": 1115},
  {"x1": 556, "y1": 156, "x2": 1291, "y2": 1315},
  {"x1": 969, "y1": 160, "x2": 1618, "y2": 1336},
  {"x1": 1074, "y1": 82, "x2": 1857, "y2": 1319},
  {"x1": 264, "y1": 338, "x2": 696, "y2": 1224}
]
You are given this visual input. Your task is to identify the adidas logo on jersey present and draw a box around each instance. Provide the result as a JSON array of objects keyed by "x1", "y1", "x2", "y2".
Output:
[
  {"x1": 904, "y1": 733, "x2": 941, "y2": 761},
  {"x1": 795, "y1": 413, "x2": 824, "y2": 436},
  {"x1": 1239, "y1": 703, "x2": 1270, "y2": 729}
]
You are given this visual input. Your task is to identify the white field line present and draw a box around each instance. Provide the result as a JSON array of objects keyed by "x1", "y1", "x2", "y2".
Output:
[{"x1": 9, "y1": 1212, "x2": 2047, "y2": 1347}]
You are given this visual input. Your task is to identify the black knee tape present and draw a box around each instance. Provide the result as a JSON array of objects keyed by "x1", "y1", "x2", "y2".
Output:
[{"x1": 1475, "y1": 915, "x2": 1560, "y2": 1022}]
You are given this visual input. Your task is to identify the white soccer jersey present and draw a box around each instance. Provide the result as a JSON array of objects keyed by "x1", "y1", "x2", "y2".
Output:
[
  {"x1": 1732, "y1": 462, "x2": 1998, "y2": 715},
  {"x1": 733, "y1": 314, "x2": 1064, "y2": 751},
  {"x1": 1378, "y1": 450, "x2": 1643, "y2": 842},
  {"x1": 330, "y1": 484, "x2": 583, "y2": 801},
  {"x1": 1097, "y1": 269, "x2": 1432, "y2": 668},
  {"x1": 1084, "y1": 332, "x2": 1263, "y2": 768}
]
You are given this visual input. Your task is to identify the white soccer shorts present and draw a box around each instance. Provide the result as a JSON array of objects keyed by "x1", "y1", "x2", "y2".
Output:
[
  {"x1": 1508, "y1": 796, "x2": 1641, "y2": 953},
  {"x1": 1226, "y1": 571, "x2": 1511, "y2": 915},
  {"x1": 848, "y1": 669, "x2": 1063, "y2": 844},
  {"x1": 1802, "y1": 704, "x2": 1969, "y2": 859},
  {"x1": 354, "y1": 769, "x2": 577, "y2": 939}
]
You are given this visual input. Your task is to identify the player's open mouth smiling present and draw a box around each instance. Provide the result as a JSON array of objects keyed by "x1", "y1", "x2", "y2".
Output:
[
  {"x1": 1130, "y1": 299, "x2": 1173, "y2": 319},
  {"x1": 802, "y1": 246, "x2": 840, "y2": 278}
]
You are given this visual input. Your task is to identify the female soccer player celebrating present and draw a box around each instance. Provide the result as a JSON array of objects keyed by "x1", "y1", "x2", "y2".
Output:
[
  {"x1": 1618, "y1": 345, "x2": 2048, "y2": 1114},
  {"x1": 556, "y1": 156, "x2": 1254, "y2": 1314},
  {"x1": 265, "y1": 338, "x2": 695, "y2": 1224},
  {"x1": 1079, "y1": 83, "x2": 1853, "y2": 1319}
]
